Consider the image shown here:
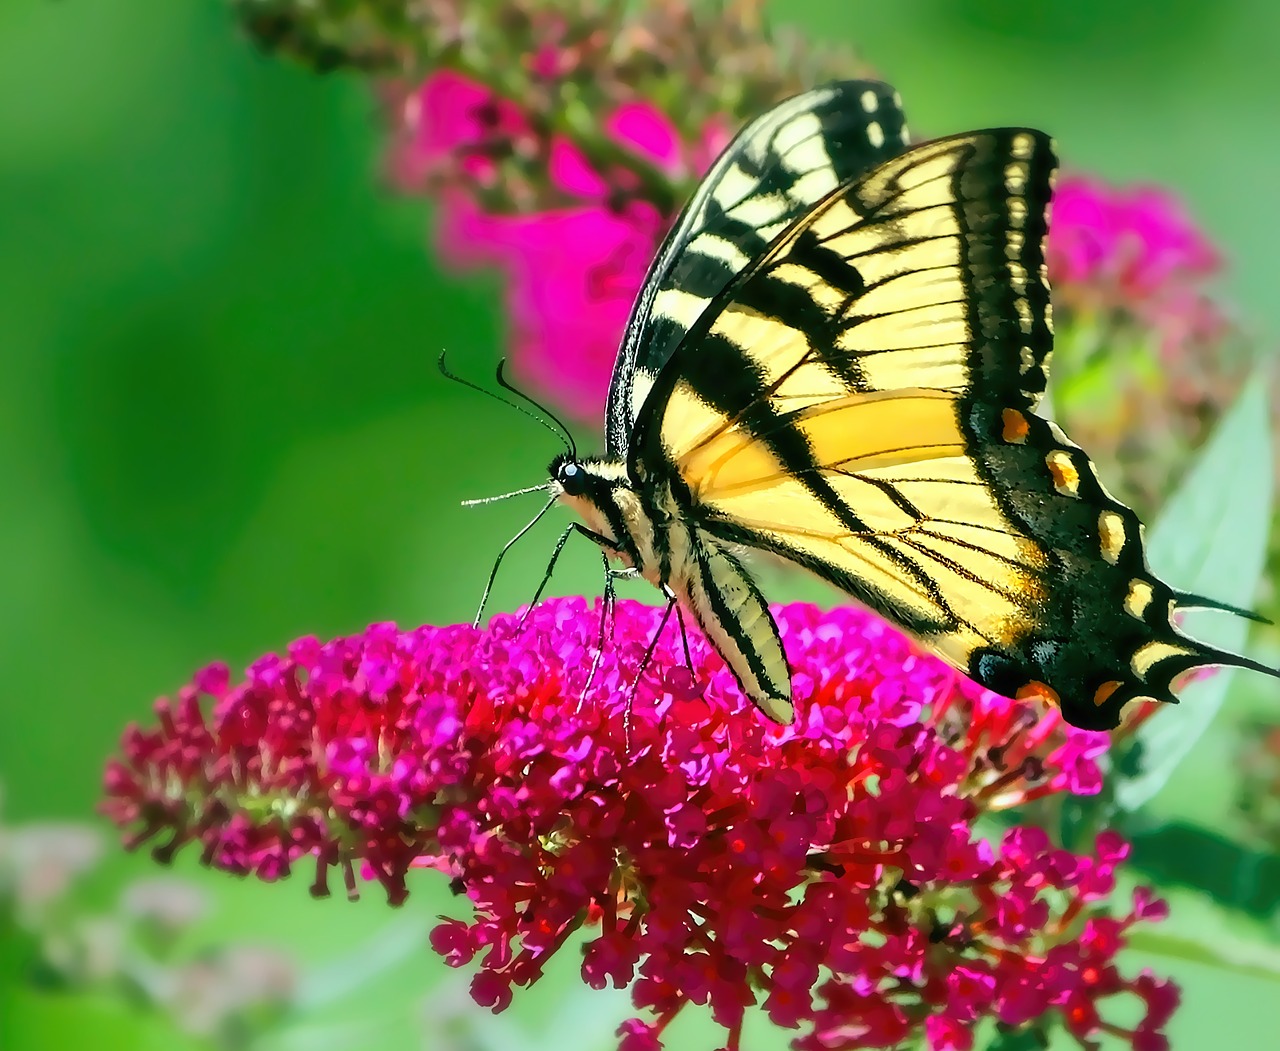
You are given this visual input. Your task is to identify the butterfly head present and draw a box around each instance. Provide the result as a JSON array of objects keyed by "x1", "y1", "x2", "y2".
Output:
[
  {"x1": 548, "y1": 452, "x2": 631, "y2": 501},
  {"x1": 548, "y1": 451, "x2": 643, "y2": 566},
  {"x1": 549, "y1": 452, "x2": 591, "y2": 499}
]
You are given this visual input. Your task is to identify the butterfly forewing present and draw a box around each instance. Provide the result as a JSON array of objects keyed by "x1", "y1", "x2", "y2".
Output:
[
  {"x1": 631, "y1": 128, "x2": 1264, "y2": 730},
  {"x1": 606, "y1": 80, "x2": 910, "y2": 456}
]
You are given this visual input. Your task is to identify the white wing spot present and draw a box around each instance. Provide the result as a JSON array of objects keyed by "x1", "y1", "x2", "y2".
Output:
[
  {"x1": 1010, "y1": 133, "x2": 1035, "y2": 160},
  {"x1": 652, "y1": 287, "x2": 711, "y2": 329},
  {"x1": 1098, "y1": 511, "x2": 1126, "y2": 565},
  {"x1": 867, "y1": 121, "x2": 885, "y2": 149},
  {"x1": 689, "y1": 233, "x2": 753, "y2": 271},
  {"x1": 1004, "y1": 161, "x2": 1028, "y2": 194},
  {"x1": 860, "y1": 89, "x2": 879, "y2": 113},
  {"x1": 713, "y1": 164, "x2": 760, "y2": 212},
  {"x1": 790, "y1": 168, "x2": 838, "y2": 203},
  {"x1": 729, "y1": 191, "x2": 789, "y2": 230},
  {"x1": 773, "y1": 113, "x2": 829, "y2": 174},
  {"x1": 1008, "y1": 261, "x2": 1028, "y2": 295},
  {"x1": 1015, "y1": 298, "x2": 1033, "y2": 334}
]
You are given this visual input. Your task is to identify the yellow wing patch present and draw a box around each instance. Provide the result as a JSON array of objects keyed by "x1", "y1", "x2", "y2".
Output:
[{"x1": 701, "y1": 449, "x2": 1049, "y2": 669}]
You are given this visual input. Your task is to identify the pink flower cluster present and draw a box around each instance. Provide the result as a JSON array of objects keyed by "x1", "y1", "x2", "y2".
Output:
[
  {"x1": 394, "y1": 72, "x2": 723, "y2": 414},
  {"x1": 1050, "y1": 178, "x2": 1219, "y2": 294},
  {"x1": 103, "y1": 598, "x2": 1174, "y2": 1050},
  {"x1": 1047, "y1": 176, "x2": 1225, "y2": 356}
]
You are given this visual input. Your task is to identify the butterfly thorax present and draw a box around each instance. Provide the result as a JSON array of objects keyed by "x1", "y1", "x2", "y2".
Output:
[
  {"x1": 550, "y1": 453, "x2": 690, "y2": 590},
  {"x1": 550, "y1": 451, "x2": 796, "y2": 722}
]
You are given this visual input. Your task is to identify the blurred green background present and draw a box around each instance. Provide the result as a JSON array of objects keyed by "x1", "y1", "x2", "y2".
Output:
[{"x1": 2, "y1": 1, "x2": 1278, "y2": 1048}]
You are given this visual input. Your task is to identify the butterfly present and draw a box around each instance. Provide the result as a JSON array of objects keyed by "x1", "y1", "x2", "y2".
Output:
[{"x1": 534, "y1": 79, "x2": 1275, "y2": 731}]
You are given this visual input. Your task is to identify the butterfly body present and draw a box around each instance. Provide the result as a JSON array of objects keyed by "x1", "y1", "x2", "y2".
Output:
[{"x1": 546, "y1": 80, "x2": 1275, "y2": 731}]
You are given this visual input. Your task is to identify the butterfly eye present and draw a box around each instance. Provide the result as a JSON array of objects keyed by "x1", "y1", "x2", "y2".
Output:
[{"x1": 558, "y1": 461, "x2": 588, "y2": 497}]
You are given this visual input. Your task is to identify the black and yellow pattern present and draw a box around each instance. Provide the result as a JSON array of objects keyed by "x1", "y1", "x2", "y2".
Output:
[
  {"x1": 550, "y1": 80, "x2": 1275, "y2": 731},
  {"x1": 607, "y1": 81, "x2": 909, "y2": 454}
]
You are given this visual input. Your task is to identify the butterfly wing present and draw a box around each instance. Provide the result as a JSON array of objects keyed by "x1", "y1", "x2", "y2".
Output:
[
  {"x1": 633, "y1": 129, "x2": 1274, "y2": 730},
  {"x1": 605, "y1": 80, "x2": 910, "y2": 457}
]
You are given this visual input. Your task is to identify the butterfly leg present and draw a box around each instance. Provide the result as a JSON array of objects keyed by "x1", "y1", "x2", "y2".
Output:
[
  {"x1": 578, "y1": 550, "x2": 617, "y2": 712},
  {"x1": 473, "y1": 496, "x2": 558, "y2": 628},
  {"x1": 623, "y1": 595, "x2": 677, "y2": 750},
  {"x1": 662, "y1": 584, "x2": 696, "y2": 675},
  {"x1": 518, "y1": 524, "x2": 576, "y2": 628},
  {"x1": 519, "y1": 522, "x2": 619, "y2": 629}
]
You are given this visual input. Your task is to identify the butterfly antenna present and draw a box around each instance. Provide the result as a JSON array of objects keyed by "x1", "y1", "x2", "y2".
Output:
[
  {"x1": 472, "y1": 496, "x2": 557, "y2": 629},
  {"x1": 438, "y1": 352, "x2": 572, "y2": 455},
  {"x1": 495, "y1": 359, "x2": 579, "y2": 460},
  {"x1": 461, "y1": 483, "x2": 550, "y2": 508}
]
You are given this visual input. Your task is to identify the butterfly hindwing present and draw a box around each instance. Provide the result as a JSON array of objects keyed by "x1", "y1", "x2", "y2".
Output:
[
  {"x1": 631, "y1": 128, "x2": 1266, "y2": 730},
  {"x1": 606, "y1": 80, "x2": 910, "y2": 456}
]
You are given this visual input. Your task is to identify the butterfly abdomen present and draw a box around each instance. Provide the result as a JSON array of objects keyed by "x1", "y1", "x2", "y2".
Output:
[{"x1": 681, "y1": 539, "x2": 793, "y2": 722}]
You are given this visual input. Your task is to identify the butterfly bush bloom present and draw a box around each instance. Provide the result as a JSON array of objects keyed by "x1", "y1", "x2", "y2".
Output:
[
  {"x1": 1046, "y1": 175, "x2": 1225, "y2": 361},
  {"x1": 392, "y1": 71, "x2": 726, "y2": 413},
  {"x1": 104, "y1": 598, "x2": 1175, "y2": 1050},
  {"x1": 395, "y1": 71, "x2": 1239, "y2": 430}
]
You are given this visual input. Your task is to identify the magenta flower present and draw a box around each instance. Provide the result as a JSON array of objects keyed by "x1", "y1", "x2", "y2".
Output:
[
  {"x1": 391, "y1": 71, "x2": 725, "y2": 415},
  {"x1": 389, "y1": 70, "x2": 706, "y2": 409},
  {"x1": 1049, "y1": 177, "x2": 1219, "y2": 292},
  {"x1": 1048, "y1": 175, "x2": 1224, "y2": 358},
  {"x1": 103, "y1": 598, "x2": 1174, "y2": 1051}
]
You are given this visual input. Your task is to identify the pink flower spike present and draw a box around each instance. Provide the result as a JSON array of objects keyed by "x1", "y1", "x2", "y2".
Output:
[
  {"x1": 1114, "y1": 186, "x2": 1220, "y2": 293},
  {"x1": 925, "y1": 1014, "x2": 974, "y2": 1051},
  {"x1": 1047, "y1": 173, "x2": 1226, "y2": 362},
  {"x1": 395, "y1": 71, "x2": 531, "y2": 189},
  {"x1": 606, "y1": 102, "x2": 686, "y2": 174},
  {"x1": 389, "y1": 72, "x2": 733, "y2": 418},
  {"x1": 103, "y1": 597, "x2": 1175, "y2": 1049},
  {"x1": 1048, "y1": 177, "x2": 1119, "y2": 285}
]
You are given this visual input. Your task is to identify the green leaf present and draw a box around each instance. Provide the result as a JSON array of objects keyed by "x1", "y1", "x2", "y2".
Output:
[
  {"x1": 1129, "y1": 820, "x2": 1280, "y2": 917},
  {"x1": 1123, "y1": 882, "x2": 1280, "y2": 983},
  {"x1": 1113, "y1": 376, "x2": 1274, "y2": 813},
  {"x1": 1126, "y1": 928, "x2": 1280, "y2": 984}
]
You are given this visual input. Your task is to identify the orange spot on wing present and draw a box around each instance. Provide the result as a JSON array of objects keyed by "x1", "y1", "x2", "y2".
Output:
[
  {"x1": 1001, "y1": 408, "x2": 1030, "y2": 444},
  {"x1": 1015, "y1": 680, "x2": 1060, "y2": 708},
  {"x1": 1093, "y1": 680, "x2": 1122, "y2": 708},
  {"x1": 1046, "y1": 451, "x2": 1079, "y2": 495}
]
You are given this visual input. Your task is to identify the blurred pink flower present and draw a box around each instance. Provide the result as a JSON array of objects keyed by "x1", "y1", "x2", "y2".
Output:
[
  {"x1": 104, "y1": 597, "x2": 1173, "y2": 1051},
  {"x1": 1048, "y1": 176, "x2": 1225, "y2": 357},
  {"x1": 440, "y1": 200, "x2": 666, "y2": 412},
  {"x1": 1050, "y1": 177, "x2": 1219, "y2": 291},
  {"x1": 393, "y1": 72, "x2": 719, "y2": 415}
]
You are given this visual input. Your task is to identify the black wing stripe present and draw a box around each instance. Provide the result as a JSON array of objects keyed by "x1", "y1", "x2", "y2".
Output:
[
  {"x1": 669, "y1": 331, "x2": 874, "y2": 536},
  {"x1": 705, "y1": 513, "x2": 1021, "y2": 649},
  {"x1": 607, "y1": 81, "x2": 910, "y2": 455}
]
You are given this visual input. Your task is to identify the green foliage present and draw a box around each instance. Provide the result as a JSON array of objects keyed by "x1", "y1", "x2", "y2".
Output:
[
  {"x1": 1113, "y1": 377, "x2": 1274, "y2": 813},
  {"x1": 3, "y1": 1, "x2": 1279, "y2": 1049}
]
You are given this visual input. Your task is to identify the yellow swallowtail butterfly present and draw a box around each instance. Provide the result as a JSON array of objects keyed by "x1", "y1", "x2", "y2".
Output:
[{"x1": 515, "y1": 80, "x2": 1274, "y2": 731}]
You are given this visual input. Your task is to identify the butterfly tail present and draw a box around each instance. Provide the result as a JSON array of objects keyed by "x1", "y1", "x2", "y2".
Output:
[
  {"x1": 1174, "y1": 590, "x2": 1273, "y2": 625},
  {"x1": 1162, "y1": 633, "x2": 1280, "y2": 701}
]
